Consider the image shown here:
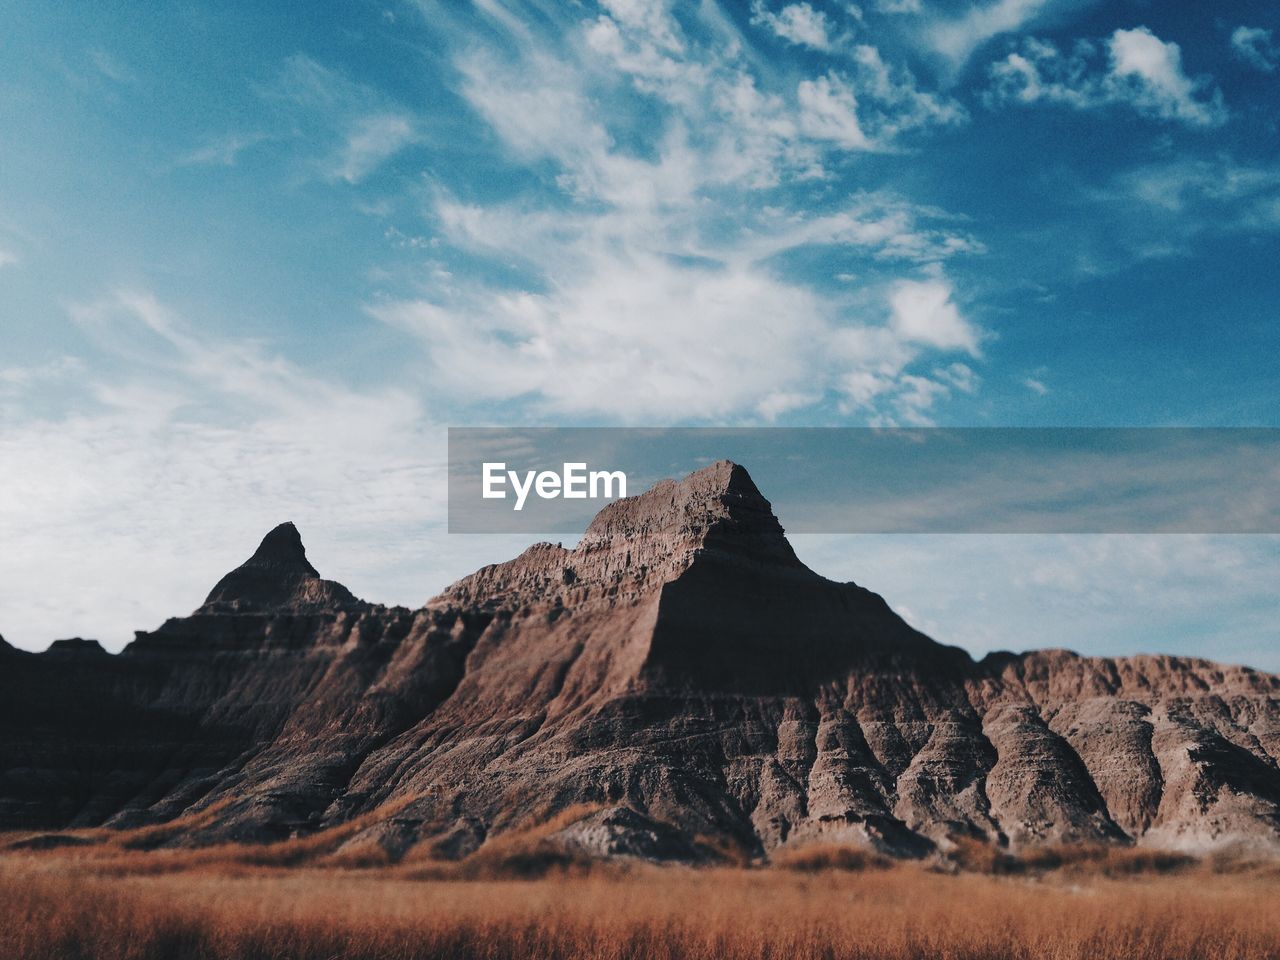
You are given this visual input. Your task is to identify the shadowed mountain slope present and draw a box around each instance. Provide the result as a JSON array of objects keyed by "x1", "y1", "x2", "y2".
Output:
[{"x1": 2, "y1": 461, "x2": 1279, "y2": 861}]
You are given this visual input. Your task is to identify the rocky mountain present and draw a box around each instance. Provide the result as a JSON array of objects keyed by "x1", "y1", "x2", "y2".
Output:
[
  {"x1": 3, "y1": 461, "x2": 1279, "y2": 861},
  {"x1": 199, "y1": 520, "x2": 361, "y2": 614}
]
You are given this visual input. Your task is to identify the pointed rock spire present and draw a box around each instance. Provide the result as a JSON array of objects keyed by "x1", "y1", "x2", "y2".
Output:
[
  {"x1": 244, "y1": 522, "x2": 318, "y2": 572},
  {"x1": 200, "y1": 522, "x2": 359, "y2": 613}
]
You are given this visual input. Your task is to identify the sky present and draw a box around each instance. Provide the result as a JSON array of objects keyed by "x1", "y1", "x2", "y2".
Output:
[{"x1": 0, "y1": 0, "x2": 1277, "y2": 666}]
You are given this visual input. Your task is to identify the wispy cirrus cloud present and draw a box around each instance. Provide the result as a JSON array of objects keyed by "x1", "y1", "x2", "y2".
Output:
[
  {"x1": 1080, "y1": 156, "x2": 1280, "y2": 264},
  {"x1": 1015, "y1": 152, "x2": 1280, "y2": 282},
  {"x1": 372, "y1": 0, "x2": 978, "y2": 424},
  {"x1": 87, "y1": 48, "x2": 137, "y2": 86},
  {"x1": 177, "y1": 131, "x2": 272, "y2": 168},
  {"x1": 330, "y1": 112, "x2": 417, "y2": 184},
  {"x1": 258, "y1": 53, "x2": 421, "y2": 184}
]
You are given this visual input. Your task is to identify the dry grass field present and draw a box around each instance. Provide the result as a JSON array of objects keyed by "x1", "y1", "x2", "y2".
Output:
[{"x1": 3, "y1": 817, "x2": 1280, "y2": 960}]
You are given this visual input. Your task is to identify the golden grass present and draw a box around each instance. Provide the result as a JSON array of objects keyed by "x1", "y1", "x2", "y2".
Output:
[
  {"x1": 417, "y1": 804, "x2": 621, "y2": 879},
  {"x1": 3, "y1": 829, "x2": 1280, "y2": 960},
  {"x1": 771, "y1": 842, "x2": 892, "y2": 872},
  {"x1": 1, "y1": 795, "x2": 424, "y2": 876}
]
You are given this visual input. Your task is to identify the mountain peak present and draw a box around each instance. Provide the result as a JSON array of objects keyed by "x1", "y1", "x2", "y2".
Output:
[
  {"x1": 200, "y1": 522, "x2": 359, "y2": 613},
  {"x1": 580, "y1": 459, "x2": 803, "y2": 570},
  {"x1": 247, "y1": 522, "x2": 316, "y2": 572},
  {"x1": 445, "y1": 461, "x2": 808, "y2": 609},
  {"x1": 666, "y1": 459, "x2": 770, "y2": 505}
]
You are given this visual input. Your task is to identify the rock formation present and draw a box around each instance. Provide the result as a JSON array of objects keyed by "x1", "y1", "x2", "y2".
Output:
[
  {"x1": 200, "y1": 521, "x2": 361, "y2": 613},
  {"x1": 2, "y1": 461, "x2": 1279, "y2": 860}
]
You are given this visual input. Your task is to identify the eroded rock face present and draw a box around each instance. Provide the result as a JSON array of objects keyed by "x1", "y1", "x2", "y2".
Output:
[{"x1": 2, "y1": 461, "x2": 1279, "y2": 860}]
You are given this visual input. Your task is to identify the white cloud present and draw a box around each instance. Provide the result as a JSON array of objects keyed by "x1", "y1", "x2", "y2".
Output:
[
  {"x1": 889, "y1": 277, "x2": 981, "y2": 355},
  {"x1": 1049, "y1": 156, "x2": 1280, "y2": 275},
  {"x1": 367, "y1": 1, "x2": 983, "y2": 423},
  {"x1": 375, "y1": 259, "x2": 831, "y2": 420},
  {"x1": 797, "y1": 73, "x2": 873, "y2": 149},
  {"x1": 928, "y1": 0, "x2": 1055, "y2": 66},
  {"x1": 598, "y1": 0, "x2": 686, "y2": 53},
  {"x1": 0, "y1": 249, "x2": 18, "y2": 269},
  {"x1": 332, "y1": 112, "x2": 416, "y2": 184},
  {"x1": 986, "y1": 27, "x2": 1227, "y2": 127},
  {"x1": 741, "y1": 196, "x2": 984, "y2": 263},
  {"x1": 891, "y1": 373, "x2": 953, "y2": 425},
  {"x1": 455, "y1": 48, "x2": 638, "y2": 195},
  {"x1": 1121, "y1": 160, "x2": 1280, "y2": 220},
  {"x1": 1231, "y1": 26, "x2": 1279, "y2": 73},
  {"x1": 0, "y1": 357, "x2": 84, "y2": 402},
  {"x1": 751, "y1": 1, "x2": 835, "y2": 51},
  {"x1": 849, "y1": 45, "x2": 968, "y2": 137},
  {"x1": 1108, "y1": 27, "x2": 1225, "y2": 126},
  {"x1": 936, "y1": 361, "x2": 979, "y2": 393},
  {"x1": 1022, "y1": 376, "x2": 1049, "y2": 396},
  {"x1": 578, "y1": 1, "x2": 964, "y2": 171},
  {"x1": 374, "y1": 252, "x2": 979, "y2": 422}
]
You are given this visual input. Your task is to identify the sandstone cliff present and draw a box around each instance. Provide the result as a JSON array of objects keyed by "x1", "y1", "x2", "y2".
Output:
[{"x1": 2, "y1": 461, "x2": 1278, "y2": 860}]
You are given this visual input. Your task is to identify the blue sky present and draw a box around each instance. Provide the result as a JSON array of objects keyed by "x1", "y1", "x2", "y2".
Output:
[{"x1": 1, "y1": 0, "x2": 1277, "y2": 664}]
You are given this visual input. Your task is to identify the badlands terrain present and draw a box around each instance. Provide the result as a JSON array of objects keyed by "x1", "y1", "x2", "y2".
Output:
[{"x1": 3, "y1": 461, "x2": 1280, "y2": 959}]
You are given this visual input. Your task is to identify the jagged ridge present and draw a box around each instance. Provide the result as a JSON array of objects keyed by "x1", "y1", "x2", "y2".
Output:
[{"x1": 1, "y1": 462, "x2": 1279, "y2": 862}]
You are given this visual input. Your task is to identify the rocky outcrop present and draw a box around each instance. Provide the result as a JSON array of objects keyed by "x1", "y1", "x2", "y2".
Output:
[
  {"x1": 200, "y1": 521, "x2": 360, "y2": 613},
  {"x1": 2, "y1": 462, "x2": 1278, "y2": 861}
]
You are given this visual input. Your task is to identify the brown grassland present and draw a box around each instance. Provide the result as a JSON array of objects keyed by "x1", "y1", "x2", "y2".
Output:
[{"x1": 3, "y1": 813, "x2": 1280, "y2": 960}]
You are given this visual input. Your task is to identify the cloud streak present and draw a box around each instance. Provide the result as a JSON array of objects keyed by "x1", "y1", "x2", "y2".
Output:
[{"x1": 260, "y1": 54, "x2": 421, "y2": 184}]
